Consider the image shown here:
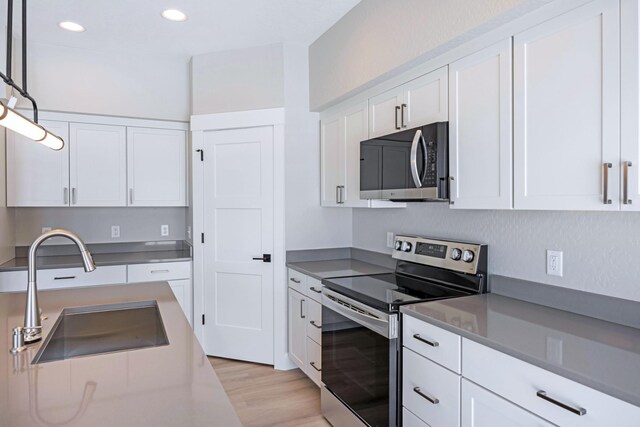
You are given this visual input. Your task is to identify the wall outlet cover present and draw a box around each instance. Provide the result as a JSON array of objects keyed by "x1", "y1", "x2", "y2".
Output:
[
  {"x1": 161, "y1": 225, "x2": 169, "y2": 237},
  {"x1": 386, "y1": 232, "x2": 395, "y2": 248},
  {"x1": 111, "y1": 225, "x2": 120, "y2": 239},
  {"x1": 546, "y1": 250, "x2": 563, "y2": 277}
]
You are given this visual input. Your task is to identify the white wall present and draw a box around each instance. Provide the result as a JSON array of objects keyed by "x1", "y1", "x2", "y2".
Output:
[
  {"x1": 309, "y1": 0, "x2": 551, "y2": 110},
  {"x1": 191, "y1": 43, "x2": 284, "y2": 115},
  {"x1": 283, "y1": 43, "x2": 352, "y2": 250},
  {"x1": 13, "y1": 208, "x2": 186, "y2": 246},
  {"x1": 15, "y1": 41, "x2": 190, "y2": 121}
]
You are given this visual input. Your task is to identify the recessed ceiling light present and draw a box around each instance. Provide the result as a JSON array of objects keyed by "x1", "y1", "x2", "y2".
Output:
[
  {"x1": 58, "y1": 21, "x2": 85, "y2": 32},
  {"x1": 161, "y1": 9, "x2": 187, "y2": 22}
]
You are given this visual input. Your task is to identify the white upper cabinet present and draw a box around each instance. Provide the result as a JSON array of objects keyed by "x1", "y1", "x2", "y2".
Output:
[
  {"x1": 513, "y1": 0, "x2": 620, "y2": 211},
  {"x1": 369, "y1": 66, "x2": 448, "y2": 138},
  {"x1": 127, "y1": 127, "x2": 187, "y2": 206},
  {"x1": 449, "y1": 39, "x2": 513, "y2": 210},
  {"x1": 70, "y1": 123, "x2": 127, "y2": 207},
  {"x1": 343, "y1": 102, "x2": 373, "y2": 208},
  {"x1": 320, "y1": 115, "x2": 344, "y2": 207},
  {"x1": 621, "y1": 0, "x2": 640, "y2": 210},
  {"x1": 7, "y1": 120, "x2": 70, "y2": 207}
]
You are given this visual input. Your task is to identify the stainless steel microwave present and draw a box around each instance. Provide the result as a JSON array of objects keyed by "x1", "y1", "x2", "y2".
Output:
[{"x1": 360, "y1": 122, "x2": 449, "y2": 201}]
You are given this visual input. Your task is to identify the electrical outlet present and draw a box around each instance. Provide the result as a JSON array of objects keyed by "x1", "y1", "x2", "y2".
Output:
[
  {"x1": 41, "y1": 227, "x2": 52, "y2": 234},
  {"x1": 546, "y1": 250, "x2": 563, "y2": 277},
  {"x1": 111, "y1": 225, "x2": 120, "y2": 239},
  {"x1": 386, "y1": 232, "x2": 395, "y2": 248},
  {"x1": 161, "y1": 225, "x2": 169, "y2": 237}
]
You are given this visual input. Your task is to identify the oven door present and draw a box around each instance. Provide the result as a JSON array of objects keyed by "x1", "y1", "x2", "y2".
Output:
[{"x1": 321, "y1": 288, "x2": 398, "y2": 427}]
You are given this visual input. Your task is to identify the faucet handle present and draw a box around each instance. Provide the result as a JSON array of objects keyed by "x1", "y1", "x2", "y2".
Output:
[{"x1": 10, "y1": 326, "x2": 27, "y2": 354}]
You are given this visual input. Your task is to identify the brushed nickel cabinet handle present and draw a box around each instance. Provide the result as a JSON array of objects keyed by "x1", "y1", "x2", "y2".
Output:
[
  {"x1": 413, "y1": 333, "x2": 439, "y2": 347},
  {"x1": 536, "y1": 391, "x2": 586, "y2": 416},
  {"x1": 413, "y1": 387, "x2": 439, "y2": 404},
  {"x1": 63, "y1": 187, "x2": 69, "y2": 205},
  {"x1": 624, "y1": 161, "x2": 633, "y2": 205},
  {"x1": 150, "y1": 270, "x2": 170, "y2": 274},
  {"x1": 71, "y1": 187, "x2": 77, "y2": 205},
  {"x1": 401, "y1": 103, "x2": 407, "y2": 128},
  {"x1": 129, "y1": 188, "x2": 134, "y2": 205},
  {"x1": 300, "y1": 299, "x2": 305, "y2": 319},
  {"x1": 395, "y1": 106, "x2": 401, "y2": 130},
  {"x1": 290, "y1": 278, "x2": 301, "y2": 284},
  {"x1": 310, "y1": 320, "x2": 322, "y2": 329},
  {"x1": 603, "y1": 162, "x2": 612, "y2": 204},
  {"x1": 336, "y1": 186, "x2": 340, "y2": 204},
  {"x1": 310, "y1": 361, "x2": 322, "y2": 372},
  {"x1": 54, "y1": 276, "x2": 76, "y2": 280},
  {"x1": 309, "y1": 286, "x2": 322, "y2": 294}
]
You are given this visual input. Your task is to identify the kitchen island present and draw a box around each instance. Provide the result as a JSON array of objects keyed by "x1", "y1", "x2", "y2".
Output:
[{"x1": 0, "y1": 282, "x2": 241, "y2": 427}]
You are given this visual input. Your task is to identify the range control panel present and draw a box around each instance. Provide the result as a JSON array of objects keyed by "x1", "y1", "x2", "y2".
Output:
[{"x1": 392, "y1": 235, "x2": 486, "y2": 275}]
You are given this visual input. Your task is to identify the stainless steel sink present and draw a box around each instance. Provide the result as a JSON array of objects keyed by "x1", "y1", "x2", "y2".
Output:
[{"x1": 32, "y1": 300, "x2": 169, "y2": 364}]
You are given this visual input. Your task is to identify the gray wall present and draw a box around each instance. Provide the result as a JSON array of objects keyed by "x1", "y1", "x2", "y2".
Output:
[
  {"x1": 353, "y1": 205, "x2": 640, "y2": 303},
  {"x1": 309, "y1": 0, "x2": 550, "y2": 110},
  {"x1": 13, "y1": 208, "x2": 187, "y2": 246},
  {"x1": 191, "y1": 43, "x2": 285, "y2": 115}
]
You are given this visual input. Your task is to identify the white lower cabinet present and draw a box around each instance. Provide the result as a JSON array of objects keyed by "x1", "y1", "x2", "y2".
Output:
[
  {"x1": 0, "y1": 265, "x2": 127, "y2": 292},
  {"x1": 462, "y1": 379, "x2": 553, "y2": 427},
  {"x1": 288, "y1": 269, "x2": 322, "y2": 386},
  {"x1": 402, "y1": 408, "x2": 430, "y2": 427}
]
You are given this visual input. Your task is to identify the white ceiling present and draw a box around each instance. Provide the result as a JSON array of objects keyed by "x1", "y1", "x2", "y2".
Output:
[{"x1": 7, "y1": 0, "x2": 360, "y2": 58}]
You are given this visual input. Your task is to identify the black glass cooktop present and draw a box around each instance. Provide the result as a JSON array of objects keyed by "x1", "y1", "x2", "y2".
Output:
[{"x1": 321, "y1": 273, "x2": 473, "y2": 313}]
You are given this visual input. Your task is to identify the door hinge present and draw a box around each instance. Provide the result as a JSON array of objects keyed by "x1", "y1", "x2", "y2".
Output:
[
  {"x1": 202, "y1": 314, "x2": 205, "y2": 325},
  {"x1": 196, "y1": 149, "x2": 204, "y2": 161},
  {"x1": 201, "y1": 233, "x2": 205, "y2": 243}
]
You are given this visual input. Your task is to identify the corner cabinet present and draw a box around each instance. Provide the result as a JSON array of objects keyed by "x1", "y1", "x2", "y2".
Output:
[
  {"x1": 6, "y1": 112, "x2": 188, "y2": 207},
  {"x1": 320, "y1": 101, "x2": 404, "y2": 208}
]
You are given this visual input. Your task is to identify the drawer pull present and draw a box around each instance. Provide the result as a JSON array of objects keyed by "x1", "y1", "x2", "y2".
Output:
[
  {"x1": 290, "y1": 278, "x2": 301, "y2": 284},
  {"x1": 413, "y1": 387, "x2": 439, "y2": 404},
  {"x1": 310, "y1": 361, "x2": 322, "y2": 372},
  {"x1": 54, "y1": 276, "x2": 76, "y2": 280},
  {"x1": 310, "y1": 320, "x2": 322, "y2": 329},
  {"x1": 150, "y1": 270, "x2": 170, "y2": 274},
  {"x1": 309, "y1": 286, "x2": 322, "y2": 294},
  {"x1": 413, "y1": 334, "x2": 439, "y2": 347},
  {"x1": 536, "y1": 391, "x2": 586, "y2": 416}
]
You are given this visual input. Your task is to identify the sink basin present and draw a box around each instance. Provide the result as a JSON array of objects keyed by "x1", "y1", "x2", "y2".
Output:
[{"x1": 32, "y1": 300, "x2": 169, "y2": 364}]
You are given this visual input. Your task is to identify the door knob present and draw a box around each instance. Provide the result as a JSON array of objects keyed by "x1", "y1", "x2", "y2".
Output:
[{"x1": 252, "y1": 254, "x2": 271, "y2": 263}]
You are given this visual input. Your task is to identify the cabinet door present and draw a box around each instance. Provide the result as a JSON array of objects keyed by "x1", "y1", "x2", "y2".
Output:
[
  {"x1": 288, "y1": 288, "x2": 306, "y2": 370},
  {"x1": 369, "y1": 88, "x2": 403, "y2": 138},
  {"x1": 342, "y1": 101, "x2": 370, "y2": 208},
  {"x1": 462, "y1": 379, "x2": 554, "y2": 427},
  {"x1": 320, "y1": 115, "x2": 344, "y2": 206},
  {"x1": 168, "y1": 279, "x2": 192, "y2": 326},
  {"x1": 6, "y1": 120, "x2": 70, "y2": 207},
  {"x1": 621, "y1": 0, "x2": 640, "y2": 210},
  {"x1": 127, "y1": 127, "x2": 187, "y2": 206},
  {"x1": 70, "y1": 123, "x2": 127, "y2": 206},
  {"x1": 513, "y1": 0, "x2": 620, "y2": 210},
  {"x1": 449, "y1": 39, "x2": 513, "y2": 209},
  {"x1": 403, "y1": 66, "x2": 448, "y2": 129}
]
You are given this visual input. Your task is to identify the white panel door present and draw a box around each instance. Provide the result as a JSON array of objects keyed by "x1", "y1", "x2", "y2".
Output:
[
  {"x1": 70, "y1": 123, "x2": 127, "y2": 206},
  {"x1": 288, "y1": 287, "x2": 306, "y2": 370},
  {"x1": 7, "y1": 120, "x2": 70, "y2": 207},
  {"x1": 343, "y1": 101, "x2": 370, "y2": 208},
  {"x1": 168, "y1": 279, "x2": 192, "y2": 326},
  {"x1": 320, "y1": 115, "x2": 344, "y2": 206},
  {"x1": 449, "y1": 39, "x2": 513, "y2": 209},
  {"x1": 513, "y1": 0, "x2": 620, "y2": 210},
  {"x1": 621, "y1": 0, "x2": 640, "y2": 210},
  {"x1": 369, "y1": 88, "x2": 403, "y2": 138},
  {"x1": 202, "y1": 126, "x2": 274, "y2": 364},
  {"x1": 461, "y1": 380, "x2": 554, "y2": 427},
  {"x1": 403, "y1": 66, "x2": 449, "y2": 129},
  {"x1": 127, "y1": 127, "x2": 186, "y2": 206}
]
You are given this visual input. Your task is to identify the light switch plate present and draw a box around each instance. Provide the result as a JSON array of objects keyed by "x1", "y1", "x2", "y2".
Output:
[
  {"x1": 546, "y1": 250, "x2": 563, "y2": 277},
  {"x1": 161, "y1": 225, "x2": 169, "y2": 237},
  {"x1": 111, "y1": 225, "x2": 120, "y2": 239}
]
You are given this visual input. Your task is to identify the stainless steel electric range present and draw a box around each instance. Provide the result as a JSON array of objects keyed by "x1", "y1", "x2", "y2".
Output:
[{"x1": 320, "y1": 235, "x2": 488, "y2": 427}]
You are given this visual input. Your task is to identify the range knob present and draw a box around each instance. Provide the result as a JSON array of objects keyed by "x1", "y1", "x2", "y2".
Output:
[
  {"x1": 450, "y1": 248, "x2": 462, "y2": 261},
  {"x1": 462, "y1": 250, "x2": 475, "y2": 263},
  {"x1": 394, "y1": 240, "x2": 403, "y2": 251},
  {"x1": 401, "y1": 241, "x2": 413, "y2": 252}
]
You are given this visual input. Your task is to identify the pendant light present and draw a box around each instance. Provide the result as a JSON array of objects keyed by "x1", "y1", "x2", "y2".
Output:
[{"x1": 0, "y1": 0, "x2": 64, "y2": 151}]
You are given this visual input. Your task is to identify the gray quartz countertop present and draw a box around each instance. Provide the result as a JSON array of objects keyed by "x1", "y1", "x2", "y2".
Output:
[
  {"x1": 0, "y1": 282, "x2": 241, "y2": 427},
  {"x1": 287, "y1": 259, "x2": 392, "y2": 280},
  {"x1": 0, "y1": 249, "x2": 192, "y2": 272},
  {"x1": 401, "y1": 294, "x2": 640, "y2": 407}
]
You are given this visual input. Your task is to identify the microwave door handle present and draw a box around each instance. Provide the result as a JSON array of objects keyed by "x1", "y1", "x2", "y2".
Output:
[
  {"x1": 419, "y1": 132, "x2": 428, "y2": 182},
  {"x1": 410, "y1": 129, "x2": 423, "y2": 188}
]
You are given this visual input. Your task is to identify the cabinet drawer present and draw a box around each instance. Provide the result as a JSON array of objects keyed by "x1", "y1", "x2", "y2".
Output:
[
  {"x1": 463, "y1": 338, "x2": 640, "y2": 427},
  {"x1": 38, "y1": 265, "x2": 127, "y2": 290},
  {"x1": 403, "y1": 348, "x2": 460, "y2": 427},
  {"x1": 0, "y1": 270, "x2": 28, "y2": 292},
  {"x1": 127, "y1": 261, "x2": 191, "y2": 283},
  {"x1": 307, "y1": 298, "x2": 322, "y2": 344},
  {"x1": 403, "y1": 314, "x2": 461, "y2": 373},
  {"x1": 402, "y1": 408, "x2": 430, "y2": 427},
  {"x1": 287, "y1": 268, "x2": 307, "y2": 294},
  {"x1": 307, "y1": 276, "x2": 323, "y2": 302},
  {"x1": 306, "y1": 337, "x2": 322, "y2": 387}
]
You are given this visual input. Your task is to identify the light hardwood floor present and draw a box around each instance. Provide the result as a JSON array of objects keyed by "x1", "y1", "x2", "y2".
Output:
[{"x1": 209, "y1": 357, "x2": 331, "y2": 427}]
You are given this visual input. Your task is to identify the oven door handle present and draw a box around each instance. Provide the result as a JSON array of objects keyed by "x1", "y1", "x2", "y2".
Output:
[
  {"x1": 410, "y1": 129, "x2": 424, "y2": 188},
  {"x1": 322, "y1": 288, "x2": 396, "y2": 339}
]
